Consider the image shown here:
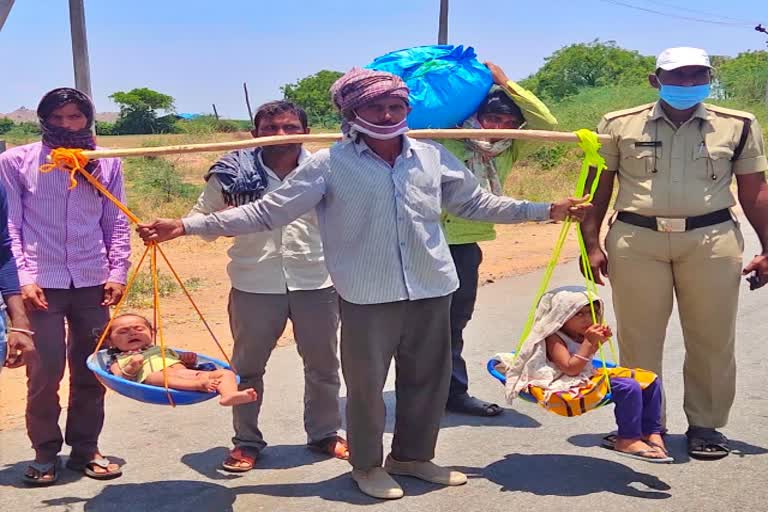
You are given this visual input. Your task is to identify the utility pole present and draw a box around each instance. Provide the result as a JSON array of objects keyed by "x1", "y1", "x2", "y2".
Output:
[
  {"x1": 0, "y1": 0, "x2": 13, "y2": 154},
  {"x1": 437, "y1": 0, "x2": 448, "y2": 45},
  {"x1": 0, "y1": 0, "x2": 15, "y2": 31},
  {"x1": 69, "y1": 0, "x2": 93, "y2": 98},
  {"x1": 243, "y1": 82, "x2": 254, "y2": 127},
  {"x1": 756, "y1": 25, "x2": 768, "y2": 105}
]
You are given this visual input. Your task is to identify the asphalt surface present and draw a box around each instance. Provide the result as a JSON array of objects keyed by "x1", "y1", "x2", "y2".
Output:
[{"x1": 1, "y1": 223, "x2": 766, "y2": 512}]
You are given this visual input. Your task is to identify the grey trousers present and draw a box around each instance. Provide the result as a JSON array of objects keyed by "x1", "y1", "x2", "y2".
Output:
[
  {"x1": 228, "y1": 286, "x2": 342, "y2": 453},
  {"x1": 26, "y1": 286, "x2": 109, "y2": 461},
  {"x1": 340, "y1": 295, "x2": 452, "y2": 470}
]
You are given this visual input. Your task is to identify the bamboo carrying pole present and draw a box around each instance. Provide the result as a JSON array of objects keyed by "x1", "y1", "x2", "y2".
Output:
[{"x1": 81, "y1": 129, "x2": 610, "y2": 160}]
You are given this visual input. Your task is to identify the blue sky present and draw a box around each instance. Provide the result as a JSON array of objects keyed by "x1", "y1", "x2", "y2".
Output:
[{"x1": 1, "y1": 0, "x2": 765, "y2": 118}]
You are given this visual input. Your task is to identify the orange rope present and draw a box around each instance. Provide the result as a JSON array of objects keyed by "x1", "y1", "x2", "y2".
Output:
[
  {"x1": 93, "y1": 244, "x2": 151, "y2": 353},
  {"x1": 156, "y1": 244, "x2": 234, "y2": 370},
  {"x1": 151, "y1": 245, "x2": 175, "y2": 407},
  {"x1": 41, "y1": 148, "x2": 141, "y2": 224},
  {"x1": 42, "y1": 147, "x2": 227, "y2": 394}
]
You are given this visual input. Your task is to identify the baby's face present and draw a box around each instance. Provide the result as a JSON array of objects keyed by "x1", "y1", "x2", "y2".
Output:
[
  {"x1": 562, "y1": 303, "x2": 603, "y2": 337},
  {"x1": 109, "y1": 316, "x2": 153, "y2": 352}
]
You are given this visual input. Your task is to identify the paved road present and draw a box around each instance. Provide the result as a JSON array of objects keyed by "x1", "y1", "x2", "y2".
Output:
[{"x1": 2, "y1": 224, "x2": 767, "y2": 512}]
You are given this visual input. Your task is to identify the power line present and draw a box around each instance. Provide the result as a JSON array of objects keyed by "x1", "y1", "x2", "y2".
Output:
[
  {"x1": 597, "y1": 0, "x2": 754, "y2": 27},
  {"x1": 642, "y1": 0, "x2": 757, "y2": 25}
]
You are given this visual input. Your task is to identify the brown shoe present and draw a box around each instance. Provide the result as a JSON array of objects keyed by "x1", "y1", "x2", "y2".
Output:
[
  {"x1": 351, "y1": 467, "x2": 404, "y2": 500},
  {"x1": 384, "y1": 455, "x2": 467, "y2": 486}
]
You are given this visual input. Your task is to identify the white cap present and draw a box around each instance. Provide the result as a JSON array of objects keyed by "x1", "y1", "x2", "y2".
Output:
[{"x1": 656, "y1": 47, "x2": 711, "y2": 71}]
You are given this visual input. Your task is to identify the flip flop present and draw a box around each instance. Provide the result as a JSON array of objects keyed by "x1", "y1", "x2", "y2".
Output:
[
  {"x1": 687, "y1": 428, "x2": 730, "y2": 460},
  {"x1": 446, "y1": 395, "x2": 503, "y2": 417},
  {"x1": 221, "y1": 447, "x2": 258, "y2": 473},
  {"x1": 601, "y1": 433, "x2": 618, "y2": 450},
  {"x1": 614, "y1": 449, "x2": 674, "y2": 464},
  {"x1": 22, "y1": 459, "x2": 60, "y2": 486},
  {"x1": 646, "y1": 440, "x2": 671, "y2": 456},
  {"x1": 66, "y1": 455, "x2": 122, "y2": 480},
  {"x1": 307, "y1": 435, "x2": 350, "y2": 460},
  {"x1": 603, "y1": 433, "x2": 670, "y2": 454}
]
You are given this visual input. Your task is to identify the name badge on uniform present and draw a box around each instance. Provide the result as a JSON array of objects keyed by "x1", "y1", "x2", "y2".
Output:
[{"x1": 634, "y1": 141, "x2": 662, "y2": 148}]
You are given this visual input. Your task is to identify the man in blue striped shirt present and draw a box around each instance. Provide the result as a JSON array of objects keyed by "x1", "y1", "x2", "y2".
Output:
[{"x1": 139, "y1": 68, "x2": 589, "y2": 500}]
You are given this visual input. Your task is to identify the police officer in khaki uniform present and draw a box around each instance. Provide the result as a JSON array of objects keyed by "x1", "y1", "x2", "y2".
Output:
[{"x1": 581, "y1": 47, "x2": 768, "y2": 460}]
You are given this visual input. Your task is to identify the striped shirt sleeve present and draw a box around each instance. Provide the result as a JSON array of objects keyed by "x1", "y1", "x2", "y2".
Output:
[
  {"x1": 436, "y1": 143, "x2": 551, "y2": 222},
  {"x1": 0, "y1": 152, "x2": 33, "y2": 286},
  {"x1": 100, "y1": 159, "x2": 132, "y2": 284}
]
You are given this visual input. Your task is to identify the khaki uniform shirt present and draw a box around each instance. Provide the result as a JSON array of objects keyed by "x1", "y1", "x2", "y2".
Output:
[{"x1": 597, "y1": 102, "x2": 768, "y2": 217}]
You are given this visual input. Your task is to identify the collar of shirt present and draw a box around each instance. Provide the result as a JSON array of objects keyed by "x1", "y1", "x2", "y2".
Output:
[
  {"x1": 350, "y1": 135, "x2": 415, "y2": 160},
  {"x1": 257, "y1": 147, "x2": 312, "y2": 181},
  {"x1": 648, "y1": 101, "x2": 712, "y2": 126}
]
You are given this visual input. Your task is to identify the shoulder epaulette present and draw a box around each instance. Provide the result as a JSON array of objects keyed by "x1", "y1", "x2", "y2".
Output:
[{"x1": 602, "y1": 103, "x2": 655, "y2": 121}]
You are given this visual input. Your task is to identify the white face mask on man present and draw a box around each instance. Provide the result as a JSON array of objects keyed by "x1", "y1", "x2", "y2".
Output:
[{"x1": 349, "y1": 112, "x2": 409, "y2": 140}]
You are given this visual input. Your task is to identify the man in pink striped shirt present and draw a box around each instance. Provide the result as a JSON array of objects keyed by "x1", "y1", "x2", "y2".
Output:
[{"x1": 0, "y1": 88, "x2": 131, "y2": 485}]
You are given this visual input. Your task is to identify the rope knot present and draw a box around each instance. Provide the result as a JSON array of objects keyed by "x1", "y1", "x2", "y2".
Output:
[
  {"x1": 39, "y1": 148, "x2": 90, "y2": 189},
  {"x1": 573, "y1": 129, "x2": 607, "y2": 200}
]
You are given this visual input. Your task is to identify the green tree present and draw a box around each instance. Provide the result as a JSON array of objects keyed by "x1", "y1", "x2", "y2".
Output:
[
  {"x1": 95, "y1": 121, "x2": 115, "y2": 136},
  {"x1": 0, "y1": 117, "x2": 14, "y2": 135},
  {"x1": 109, "y1": 87, "x2": 176, "y2": 134},
  {"x1": 716, "y1": 51, "x2": 768, "y2": 104},
  {"x1": 522, "y1": 40, "x2": 655, "y2": 101},
  {"x1": 281, "y1": 70, "x2": 344, "y2": 127}
]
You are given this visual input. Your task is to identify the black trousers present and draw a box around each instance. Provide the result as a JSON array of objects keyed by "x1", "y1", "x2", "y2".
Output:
[{"x1": 447, "y1": 243, "x2": 482, "y2": 400}]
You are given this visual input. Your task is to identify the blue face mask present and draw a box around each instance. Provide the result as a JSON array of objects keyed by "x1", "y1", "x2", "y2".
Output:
[{"x1": 658, "y1": 82, "x2": 710, "y2": 110}]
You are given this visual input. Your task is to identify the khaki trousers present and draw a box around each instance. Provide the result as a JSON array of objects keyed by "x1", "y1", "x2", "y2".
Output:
[
  {"x1": 606, "y1": 219, "x2": 743, "y2": 429},
  {"x1": 228, "y1": 286, "x2": 341, "y2": 452},
  {"x1": 340, "y1": 295, "x2": 452, "y2": 470}
]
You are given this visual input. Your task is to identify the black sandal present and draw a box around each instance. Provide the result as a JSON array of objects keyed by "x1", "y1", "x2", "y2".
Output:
[
  {"x1": 22, "y1": 459, "x2": 59, "y2": 486},
  {"x1": 66, "y1": 455, "x2": 123, "y2": 480},
  {"x1": 687, "y1": 427, "x2": 730, "y2": 460},
  {"x1": 601, "y1": 433, "x2": 618, "y2": 450},
  {"x1": 446, "y1": 395, "x2": 503, "y2": 417}
]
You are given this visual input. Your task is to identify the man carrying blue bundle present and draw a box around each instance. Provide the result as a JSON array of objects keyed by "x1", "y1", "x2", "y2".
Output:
[
  {"x1": 138, "y1": 67, "x2": 586, "y2": 500},
  {"x1": 441, "y1": 62, "x2": 559, "y2": 416}
]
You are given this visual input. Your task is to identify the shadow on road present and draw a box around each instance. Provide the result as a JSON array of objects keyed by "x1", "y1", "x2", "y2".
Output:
[
  {"x1": 339, "y1": 391, "x2": 542, "y2": 433},
  {"x1": 456, "y1": 453, "x2": 672, "y2": 499},
  {"x1": 0, "y1": 454, "x2": 124, "y2": 490},
  {"x1": 567, "y1": 432, "x2": 768, "y2": 462},
  {"x1": 180, "y1": 444, "x2": 333, "y2": 481},
  {"x1": 41, "y1": 474, "x2": 449, "y2": 510}
]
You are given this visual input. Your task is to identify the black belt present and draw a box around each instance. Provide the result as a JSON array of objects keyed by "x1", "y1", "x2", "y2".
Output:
[{"x1": 616, "y1": 209, "x2": 732, "y2": 233}]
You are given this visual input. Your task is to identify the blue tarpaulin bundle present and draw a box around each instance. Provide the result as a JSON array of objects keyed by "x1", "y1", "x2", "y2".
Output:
[{"x1": 366, "y1": 44, "x2": 493, "y2": 129}]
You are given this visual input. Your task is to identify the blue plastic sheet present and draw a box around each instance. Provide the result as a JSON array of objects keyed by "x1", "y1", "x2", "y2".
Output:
[{"x1": 366, "y1": 45, "x2": 492, "y2": 129}]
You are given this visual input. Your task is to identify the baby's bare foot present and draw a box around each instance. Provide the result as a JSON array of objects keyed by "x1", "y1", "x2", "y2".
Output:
[
  {"x1": 219, "y1": 388, "x2": 258, "y2": 406},
  {"x1": 199, "y1": 376, "x2": 221, "y2": 393}
]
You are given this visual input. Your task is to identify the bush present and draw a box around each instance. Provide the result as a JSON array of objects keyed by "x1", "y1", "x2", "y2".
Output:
[
  {"x1": 281, "y1": 70, "x2": 344, "y2": 128},
  {"x1": 113, "y1": 111, "x2": 179, "y2": 135},
  {"x1": 521, "y1": 40, "x2": 655, "y2": 101},
  {"x1": 95, "y1": 121, "x2": 116, "y2": 136},
  {"x1": 549, "y1": 84, "x2": 658, "y2": 131},
  {"x1": 528, "y1": 144, "x2": 570, "y2": 170},
  {"x1": 1, "y1": 121, "x2": 41, "y2": 145},
  {"x1": 122, "y1": 157, "x2": 202, "y2": 219},
  {"x1": 0, "y1": 117, "x2": 14, "y2": 135},
  {"x1": 177, "y1": 116, "x2": 250, "y2": 134}
]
